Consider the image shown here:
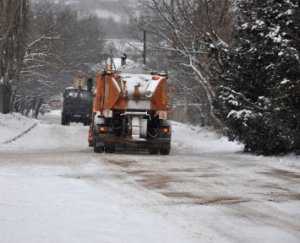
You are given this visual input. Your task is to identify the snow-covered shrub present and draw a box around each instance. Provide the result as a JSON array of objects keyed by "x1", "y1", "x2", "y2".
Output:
[{"x1": 216, "y1": 0, "x2": 300, "y2": 155}]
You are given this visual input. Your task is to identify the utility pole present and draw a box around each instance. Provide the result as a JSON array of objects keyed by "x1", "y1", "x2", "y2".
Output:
[{"x1": 143, "y1": 30, "x2": 147, "y2": 65}]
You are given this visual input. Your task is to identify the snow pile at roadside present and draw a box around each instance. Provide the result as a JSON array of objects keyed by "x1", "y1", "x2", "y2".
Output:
[
  {"x1": 12, "y1": 123, "x2": 89, "y2": 151},
  {"x1": 0, "y1": 113, "x2": 37, "y2": 144},
  {"x1": 172, "y1": 121, "x2": 243, "y2": 154},
  {"x1": 0, "y1": 110, "x2": 88, "y2": 152}
]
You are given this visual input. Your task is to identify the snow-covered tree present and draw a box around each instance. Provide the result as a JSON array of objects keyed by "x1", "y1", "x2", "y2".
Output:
[{"x1": 217, "y1": 0, "x2": 300, "y2": 154}]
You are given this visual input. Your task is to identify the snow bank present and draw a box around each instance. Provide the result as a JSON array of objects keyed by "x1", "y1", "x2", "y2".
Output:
[
  {"x1": 0, "y1": 111, "x2": 242, "y2": 154},
  {"x1": 6, "y1": 123, "x2": 89, "y2": 152},
  {"x1": 172, "y1": 121, "x2": 243, "y2": 154},
  {"x1": 0, "y1": 110, "x2": 88, "y2": 152},
  {"x1": 0, "y1": 113, "x2": 37, "y2": 144}
]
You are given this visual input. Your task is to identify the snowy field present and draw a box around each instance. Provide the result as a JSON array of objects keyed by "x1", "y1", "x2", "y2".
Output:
[{"x1": 0, "y1": 111, "x2": 299, "y2": 243}]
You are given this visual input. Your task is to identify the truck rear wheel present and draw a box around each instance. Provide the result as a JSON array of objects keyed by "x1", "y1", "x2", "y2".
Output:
[
  {"x1": 160, "y1": 146, "x2": 171, "y2": 155},
  {"x1": 105, "y1": 144, "x2": 116, "y2": 153},
  {"x1": 83, "y1": 120, "x2": 90, "y2": 126},
  {"x1": 94, "y1": 145, "x2": 104, "y2": 153},
  {"x1": 61, "y1": 115, "x2": 69, "y2": 126},
  {"x1": 93, "y1": 138, "x2": 104, "y2": 153},
  {"x1": 149, "y1": 148, "x2": 159, "y2": 155}
]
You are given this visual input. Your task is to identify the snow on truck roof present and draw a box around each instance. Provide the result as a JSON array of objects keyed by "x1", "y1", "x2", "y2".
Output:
[
  {"x1": 120, "y1": 73, "x2": 153, "y2": 82},
  {"x1": 65, "y1": 86, "x2": 89, "y2": 91},
  {"x1": 120, "y1": 73, "x2": 164, "y2": 95}
]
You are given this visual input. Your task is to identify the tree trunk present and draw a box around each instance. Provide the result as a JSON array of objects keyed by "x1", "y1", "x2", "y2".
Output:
[
  {"x1": 0, "y1": 0, "x2": 29, "y2": 113},
  {"x1": 0, "y1": 84, "x2": 12, "y2": 114}
]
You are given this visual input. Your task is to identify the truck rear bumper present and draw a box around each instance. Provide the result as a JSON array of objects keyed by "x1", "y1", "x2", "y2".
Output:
[
  {"x1": 70, "y1": 116, "x2": 90, "y2": 122},
  {"x1": 94, "y1": 134, "x2": 171, "y2": 149},
  {"x1": 65, "y1": 113, "x2": 90, "y2": 123}
]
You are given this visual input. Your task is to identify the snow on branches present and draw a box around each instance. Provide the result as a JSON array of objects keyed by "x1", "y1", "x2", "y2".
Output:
[{"x1": 217, "y1": 0, "x2": 300, "y2": 155}]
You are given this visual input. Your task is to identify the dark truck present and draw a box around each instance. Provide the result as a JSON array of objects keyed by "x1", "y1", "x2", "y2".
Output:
[{"x1": 61, "y1": 87, "x2": 93, "y2": 126}]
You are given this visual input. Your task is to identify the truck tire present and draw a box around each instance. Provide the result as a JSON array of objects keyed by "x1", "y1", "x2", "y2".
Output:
[
  {"x1": 93, "y1": 137, "x2": 104, "y2": 153},
  {"x1": 94, "y1": 145, "x2": 104, "y2": 153},
  {"x1": 65, "y1": 117, "x2": 70, "y2": 126},
  {"x1": 160, "y1": 146, "x2": 171, "y2": 155},
  {"x1": 105, "y1": 144, "x2": 116, "y2": 153},
  {"x1": 148, "y1": 148, "x2": 159, "y2": 155},
  {"x1": 61, "y1": 115, "x2": 69, "y2": 126}
]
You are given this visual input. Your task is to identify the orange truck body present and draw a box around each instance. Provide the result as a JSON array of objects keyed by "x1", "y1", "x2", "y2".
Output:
[
  {"x1": 89, "y1": 69, "x2": 172, "y2": 155},
  {"x1": 93, "y1": 72, "x2": 169, "y2": 113}
]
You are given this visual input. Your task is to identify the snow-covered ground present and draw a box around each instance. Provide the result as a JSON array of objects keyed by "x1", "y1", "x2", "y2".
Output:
[
  {"x1": 0, "y1": 111, "x2": 299, "y2": 243},
  {"x1": 172, "y1": 121, "x2": 242, "y2": 153},
  {"x1": 0, "y1": 111, "x2": 86, "y2": 152},
  {"x1": 0, "y1": 113, "x2": 37, "y2": 144}
]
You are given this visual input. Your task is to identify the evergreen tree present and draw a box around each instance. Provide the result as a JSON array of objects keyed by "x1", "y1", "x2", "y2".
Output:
[{"x1": 217, "y1": 0, "x2": 300, "y2": 155}]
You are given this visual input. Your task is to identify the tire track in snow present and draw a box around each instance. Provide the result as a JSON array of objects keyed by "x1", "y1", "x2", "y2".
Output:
[{"x1": 2, "y1": 122, "x2": 38, "y2": 145}]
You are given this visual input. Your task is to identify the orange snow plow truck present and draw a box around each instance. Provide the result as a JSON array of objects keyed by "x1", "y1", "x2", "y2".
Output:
[{"x1": 88, "y1": 67, "x2": 171, "y2": 155}]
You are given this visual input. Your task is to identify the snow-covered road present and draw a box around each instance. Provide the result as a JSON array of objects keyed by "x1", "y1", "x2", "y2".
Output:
[{"x1": 0, "y1": 111, "x2": 299, "y2": 243}]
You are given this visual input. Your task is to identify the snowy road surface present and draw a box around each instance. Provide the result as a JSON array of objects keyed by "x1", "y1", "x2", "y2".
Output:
[{"x1": 0, "y1": 111, "x2": 299, "y2": 243}]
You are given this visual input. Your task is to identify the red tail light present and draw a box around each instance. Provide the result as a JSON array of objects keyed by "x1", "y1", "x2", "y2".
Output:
[
  {"x1": 99, "y1": 126, "x2": 108, "y2": 133},
  {"x1": 161, "y1": 127, "x2": 171, "y2": 134}
]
